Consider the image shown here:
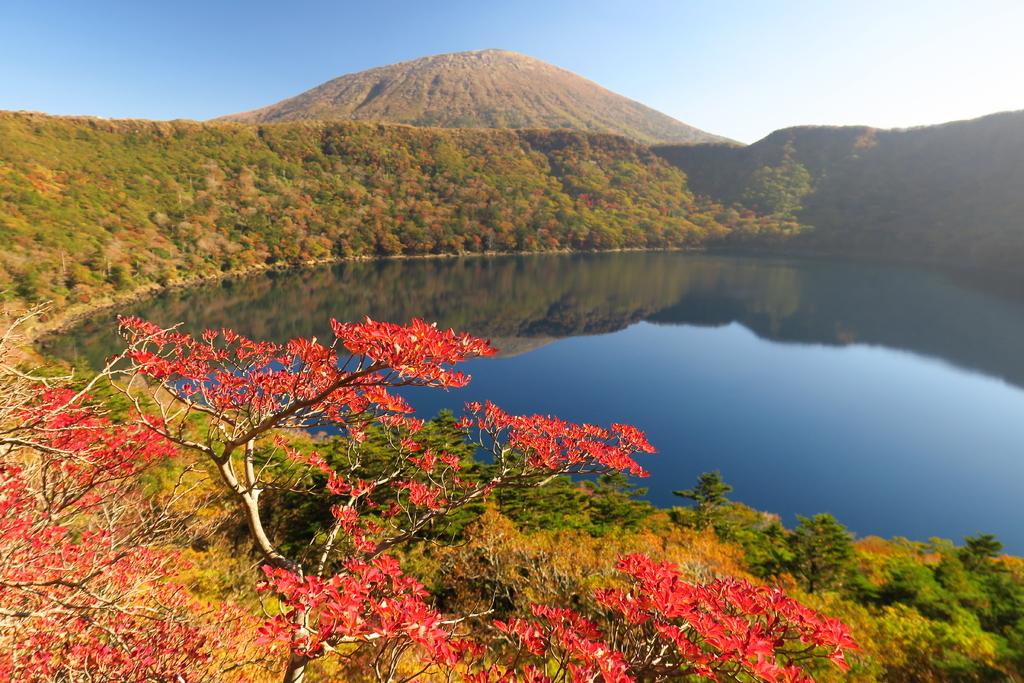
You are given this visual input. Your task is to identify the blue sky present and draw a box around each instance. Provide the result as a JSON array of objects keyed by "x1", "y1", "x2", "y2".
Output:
[{"x1": 2, "y1": 0, "x2": 1022, "y2": 142}]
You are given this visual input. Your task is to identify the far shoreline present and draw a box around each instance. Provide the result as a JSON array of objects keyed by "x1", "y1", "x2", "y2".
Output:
[
  {"x1": 29, "y1": 246, "x2": 691, "y2": 343},
  {"x1": 28, "y1": 242, "x2": 1024, "y2": 347}
]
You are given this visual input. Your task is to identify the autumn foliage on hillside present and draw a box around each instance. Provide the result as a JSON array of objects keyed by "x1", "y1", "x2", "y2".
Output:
[
  {"x1": 489, "y1": 553, "x2": 854, "y2": 682},
  {"x1": 0, "y1": 112, "x2": 789, "y2": 312},
  {"x1": 0, "y1": 308, "x2": 855, "y2": 681},
  {"x1": 0, "y1": 309, "x2": 275, "y2": 681}
]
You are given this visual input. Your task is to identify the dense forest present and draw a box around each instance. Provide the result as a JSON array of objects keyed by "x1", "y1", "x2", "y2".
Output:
[
  {"x1": 7, "y1": 109, "x2": 1023, "y2": 322},
  {"x1": 656, "y1": 111, "x2": 1024, "y2": 273},
  {"x1": 0, "y1": 111, "x2": 789, "y2": 318}
]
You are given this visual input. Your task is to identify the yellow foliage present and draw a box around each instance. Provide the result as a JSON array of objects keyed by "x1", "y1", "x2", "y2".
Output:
[{"x1": 434, "y1": 507, "x2": 753, "y2": 618}]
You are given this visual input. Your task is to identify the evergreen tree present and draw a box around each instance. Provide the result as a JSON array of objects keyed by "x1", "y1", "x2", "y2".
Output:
[
  {"x1": 960, "y1": 533, "x2": 1004, "y2": 569},
  {"x1": 673, "y1": 470, "x2": 733, "y2": 530},
  {"x1": 580, "y1": 472, "x2": 652, "y2": 534},
  {"x1": 789, "y1": 513, "x2": 855, "y2": 593}
]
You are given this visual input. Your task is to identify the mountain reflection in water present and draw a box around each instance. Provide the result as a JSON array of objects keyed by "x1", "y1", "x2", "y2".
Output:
[
  {"x1": 48, "y1": 252, "x2": 1024, "y2": 552},
  {"x1": 52, "y1": 252, "x2": 1024, "y2": 390}
]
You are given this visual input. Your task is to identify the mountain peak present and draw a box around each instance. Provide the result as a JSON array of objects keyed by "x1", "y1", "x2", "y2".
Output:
[{"x1": 220, "y1": 50, "x2": 729, "y2": 145}]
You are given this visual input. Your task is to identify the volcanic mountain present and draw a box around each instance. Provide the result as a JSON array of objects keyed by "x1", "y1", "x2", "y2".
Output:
[{"x1": 220, "y1": 49, "x2": 729, "y2": 144}]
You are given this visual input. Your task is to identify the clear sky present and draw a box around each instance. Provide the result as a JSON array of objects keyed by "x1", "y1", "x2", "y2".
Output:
[{"x1": 2, "y1": 0, "x2": 1022, "y2": 143}]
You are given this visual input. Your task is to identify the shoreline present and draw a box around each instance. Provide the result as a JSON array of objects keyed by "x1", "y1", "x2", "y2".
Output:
[
  {"x1": 28, "y1": 242, "x2": 1024, "y2": 345},
  {"x1": 30, "y1": 246, "x2": 690, "y2": 342}
]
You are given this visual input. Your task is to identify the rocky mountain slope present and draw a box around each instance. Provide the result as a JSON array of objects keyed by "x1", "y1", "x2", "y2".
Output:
[{"x1": 221, "y1": 49, "x2": 730, "y2": 145}]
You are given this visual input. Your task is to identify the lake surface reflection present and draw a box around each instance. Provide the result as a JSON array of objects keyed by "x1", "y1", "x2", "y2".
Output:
[{"x1": 51, "y1": 252, "x2": 1024, "y2": 552}]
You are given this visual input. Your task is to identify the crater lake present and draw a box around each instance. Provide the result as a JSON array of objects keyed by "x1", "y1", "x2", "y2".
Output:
[{"x1": 50, "y1": 252, "x2": 1024, "y2": 552}]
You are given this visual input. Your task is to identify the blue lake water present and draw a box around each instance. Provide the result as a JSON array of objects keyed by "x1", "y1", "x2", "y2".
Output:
[{"x1": 50, "y1": 252, "x2": 1024, "y2": 552}]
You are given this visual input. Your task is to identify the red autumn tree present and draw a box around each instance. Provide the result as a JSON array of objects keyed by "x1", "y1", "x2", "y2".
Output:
[
  {"x1": 485, "y1": 554, "x2": 856, "y2": 683},
  {"x1": 0, "y1": 309, "x2": 272, "y2": 682},
  {"x1": 114, "y1": 315, "x2": 854, "y2": 683}
]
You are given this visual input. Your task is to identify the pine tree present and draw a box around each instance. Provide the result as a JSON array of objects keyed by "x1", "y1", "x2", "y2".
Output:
[
  {"x1": 673, "y1": 470, "x2": 733, "y2": 530},
  {"x1": 790, "y1": 513, "x2": 854, "y2": 593}
]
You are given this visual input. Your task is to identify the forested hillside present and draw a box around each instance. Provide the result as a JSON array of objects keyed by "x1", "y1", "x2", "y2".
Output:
[
  {"x1": 0, "y1": 111, "x2": 784, "y2": 315},
  {"x1": 655, "y1": 111, "x2": 1024, "y2": 273},
  {"x1": 8, "y1": 108, "x2": 1023, "y2": 320}
]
